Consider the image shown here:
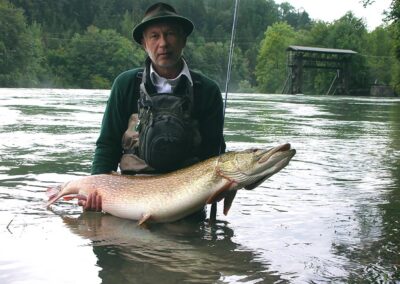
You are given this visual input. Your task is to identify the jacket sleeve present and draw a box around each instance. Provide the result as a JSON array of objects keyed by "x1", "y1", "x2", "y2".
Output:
[
  {"x1": 197, "y1": 80, "x2": 226, "y2": 160},
  {"x1": 91, "y1": 78, "x2": 131, "y2": 174}
]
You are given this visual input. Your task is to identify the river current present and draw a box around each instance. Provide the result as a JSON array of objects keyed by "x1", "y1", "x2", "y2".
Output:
[{"x1": 0, "y1": 88, "x2": 399, "y2": 283}]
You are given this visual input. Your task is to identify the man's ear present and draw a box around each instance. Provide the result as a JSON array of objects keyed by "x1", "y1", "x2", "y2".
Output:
[
  {"x1": 182, "y1": 36, "x2": 187, "y2": 47},
  {"x1": 141, "y1": 39, "x2": 147, "y2": 51}
]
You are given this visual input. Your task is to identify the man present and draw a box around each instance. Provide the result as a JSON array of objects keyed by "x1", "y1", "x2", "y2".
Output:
[{"x1": 80, "y1": 2, "x2": 226, "y2": 211}]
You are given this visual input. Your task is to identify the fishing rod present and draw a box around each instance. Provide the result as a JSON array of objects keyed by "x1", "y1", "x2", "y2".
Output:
[{"x1": 211, "y1": 0, "x2": 240, "y2": 223}]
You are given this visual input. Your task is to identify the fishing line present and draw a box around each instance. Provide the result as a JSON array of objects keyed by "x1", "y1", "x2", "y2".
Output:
[
  {"x1": 217, "y1": 0, "x2": 240, "y2": 155},
  {"x1": 211, "y1": 0, "x2": 240, "y2": 224},
  {"x1": 217, "y1": 0, "x2": 240, "y2": 157},
  {"x1": 223, "y1": 0, "x2": 240, "y2": 119}
]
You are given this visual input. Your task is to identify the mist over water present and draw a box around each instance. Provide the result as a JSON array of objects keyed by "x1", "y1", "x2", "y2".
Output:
[{"x1": 1, "y1": 88, "x2": 399, "y2": 283}]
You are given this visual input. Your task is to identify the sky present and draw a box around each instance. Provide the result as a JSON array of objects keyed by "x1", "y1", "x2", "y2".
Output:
[{"x1": 274, "y1": 0, "x2": 392, "y2": 30}]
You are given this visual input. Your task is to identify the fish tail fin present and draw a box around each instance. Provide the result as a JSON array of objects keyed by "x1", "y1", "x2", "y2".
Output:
[
  {"x1": 46, "y1": 185, "x2": 60, "y2": 199},
  {"x1": 46, "y1": 184, "x2": 64, "y2": 207}
]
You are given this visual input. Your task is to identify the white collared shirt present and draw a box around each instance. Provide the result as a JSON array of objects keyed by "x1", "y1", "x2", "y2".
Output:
[{"x1": 149, "y1": 59, "x2": 193, "y2": 93}]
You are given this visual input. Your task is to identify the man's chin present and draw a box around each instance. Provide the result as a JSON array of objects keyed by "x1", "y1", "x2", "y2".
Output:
[{"x1": 156, "y1": 60, "x2": 181, "y2": 69}]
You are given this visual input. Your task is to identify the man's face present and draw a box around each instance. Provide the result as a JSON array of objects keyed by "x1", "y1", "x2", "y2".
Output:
[{"x1": 142, "y1": 22, "x2": 186, "y2": 77}]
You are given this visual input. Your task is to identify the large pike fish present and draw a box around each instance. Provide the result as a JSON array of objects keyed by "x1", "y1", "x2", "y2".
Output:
[{"x1": 47, "y1": 143, "x2": 295, "y2": 225}]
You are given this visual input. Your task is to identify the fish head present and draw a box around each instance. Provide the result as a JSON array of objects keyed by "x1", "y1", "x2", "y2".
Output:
[{"x1": 217, "y1": 143, "x2": 296, "y2": 190}]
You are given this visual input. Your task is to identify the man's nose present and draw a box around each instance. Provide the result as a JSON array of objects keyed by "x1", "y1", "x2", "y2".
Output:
[{"x1": 159, "y1": 34, "x2": 168, "y2": 46}]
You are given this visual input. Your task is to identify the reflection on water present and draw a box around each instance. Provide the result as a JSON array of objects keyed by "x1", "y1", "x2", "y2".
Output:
[
  {"x1": 60, "y1": 213, "x2": 281, "y2": 284},
  {"x1": 0, "y1": 88, "x2": 400, "y2": 283}
]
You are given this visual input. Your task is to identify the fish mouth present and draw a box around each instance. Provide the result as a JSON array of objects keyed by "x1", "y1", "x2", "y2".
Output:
[
  {"x1": 243, "y1": 143, "x2": 296, "y2": 190},
  {"x1": 257, "y1": 143, "x2": 292, "y2": 164},
  {"x1": 257, "y1": 143, "x2": 296, "y2": 172}
]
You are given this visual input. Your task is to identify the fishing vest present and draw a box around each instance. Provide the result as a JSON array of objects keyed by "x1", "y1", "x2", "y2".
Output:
[{"x1": 120, "y1": 63, "x2": 201, "y2": 174}]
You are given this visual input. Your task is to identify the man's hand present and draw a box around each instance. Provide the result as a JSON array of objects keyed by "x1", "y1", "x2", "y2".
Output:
[{"x1": 77, "y1": 191, "x2": 102, "y2": 212}]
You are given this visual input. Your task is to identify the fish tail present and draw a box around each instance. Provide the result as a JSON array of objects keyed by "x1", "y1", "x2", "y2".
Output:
[
  {"x1": 46, "y1": 180, "x2": 86, "y2": 208},
  {"x1": 46, "y1": 184, "x2": 64, "y2": 207},
  {"x1": 46, "y1": 185, "x2": 60, "y2": 198}
]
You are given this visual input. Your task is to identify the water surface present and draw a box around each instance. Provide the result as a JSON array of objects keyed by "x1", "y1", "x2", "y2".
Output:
[{"x1": 1, "y1": 88, "x2": 399, "y2": 283}]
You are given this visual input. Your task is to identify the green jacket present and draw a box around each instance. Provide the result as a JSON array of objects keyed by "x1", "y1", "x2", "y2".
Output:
[{"x1": 91, "y1": 68, "x2": 226, "y2": 175}]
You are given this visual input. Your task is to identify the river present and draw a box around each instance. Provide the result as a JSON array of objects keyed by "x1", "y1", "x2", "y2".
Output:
[{"x1": 0, "y1": 88, "x2": 399, "y2": 283}]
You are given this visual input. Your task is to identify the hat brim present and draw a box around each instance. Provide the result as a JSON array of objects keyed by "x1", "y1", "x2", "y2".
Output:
[{"x1": 132, "y1": 15, "x2": 194, "y2": 44}]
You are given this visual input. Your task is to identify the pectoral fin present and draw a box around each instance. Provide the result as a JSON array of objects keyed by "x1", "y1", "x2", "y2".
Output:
[
  {"x1": 223, "y1": 190, "x2": 237, "y2": 215},
  {"x1": 138, "y1": 213, "x2": 152, "y2": 226},
  {"x1": 206, "y1": 181, "x2": 236, "y2": 204}
]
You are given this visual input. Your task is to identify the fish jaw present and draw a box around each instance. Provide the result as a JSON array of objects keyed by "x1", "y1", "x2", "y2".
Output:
[
  {"x1": 245, "y1": 147, "x2": 295, "y2": 190},
  {"x1": 253, "y1": 144, "x2": 296, "y2": 179},
  {"x1": 217, "y1": 143, "x2": 296, "y2": 190}
]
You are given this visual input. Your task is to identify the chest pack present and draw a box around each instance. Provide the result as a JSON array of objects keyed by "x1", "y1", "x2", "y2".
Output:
[{"x1": 136, "y1": 76, "x2": 200, "y2": 172}]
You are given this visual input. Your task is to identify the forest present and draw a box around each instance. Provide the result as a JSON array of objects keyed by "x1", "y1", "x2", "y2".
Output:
[{"x1": 1, "y1": 0, "x2": 399, "y2": 95}]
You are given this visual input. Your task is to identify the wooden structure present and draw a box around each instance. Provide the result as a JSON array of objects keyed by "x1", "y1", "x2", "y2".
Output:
[
  {"x1": 282, "y1": 45, "x2": 357, "y2": 95},
  {"x1": 370, "y1": 84, "x2": 395, "y2": 97}
]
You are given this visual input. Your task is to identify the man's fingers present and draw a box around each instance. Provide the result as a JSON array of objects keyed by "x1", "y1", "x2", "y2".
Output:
[
  {"x1": 75, "y1": 192, "x2": 102, "y2": 212},
  {"x1": 96, "y1": 194, "x2": 102, "y2": 211},
  {"x1": 81, "y1": 191, "x2": 102, "y2": 212},
  {"x1": 77, "y1": 194, "x2": 87, "y2": 207},
  {"x1": 90, "y1": 192, "x2": 96, "y2": 210},
  {"x1": 85, "y1": 192, "x2": 94, "y2": 211}
]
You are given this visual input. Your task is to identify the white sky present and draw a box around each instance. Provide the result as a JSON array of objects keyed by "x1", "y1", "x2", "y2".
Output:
[{"x1": 274, "y1": 0, "x2": 392, "y2": 30}]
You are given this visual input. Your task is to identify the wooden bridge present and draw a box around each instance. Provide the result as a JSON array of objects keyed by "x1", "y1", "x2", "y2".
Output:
[{"x1": 282, "y1": 45, "x2": 357, "y2": 95}]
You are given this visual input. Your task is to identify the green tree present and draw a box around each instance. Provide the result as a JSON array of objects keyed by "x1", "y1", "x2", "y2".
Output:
[
  {"x1": 186, "y1": 40, "x2": 250, "y2": 92},
  {"x1": 24, "y1": 22, "x2": 49, "y2": 86},
  {"x1": 365, "y1": 27, "x2": 395, "y2": 85},
  {"x1": 328, "y1": 12, "x2": 369, "y2": 92},
  {"x1": 6, "y1": 0, "x2": 298, "y2": 89},
  {"x1": 5, "y1": 0, "x2": 396, "y2": 93},
  {"x1": 299, "y1": 21, "x2": 331, "y2": 46},
  {"x1": 391, "y1": 0, "x2": 400, "y2": 55},
  {"x1": 61, "y1": 26, "x2": 145, "y2": 89},
  {"x1": 120, "y1": 10, "x2": 134, "y2": 39},
  {"x1": 293, "y1": 14, "x2": 370, "y2": 94},
  {"x1": 388, "y1": 0, "x2": 400, "y2": 92},
  {"x1": 328, "y1": 12, "x2": 368, "y2": 50},
  {"x1": 0, "y1": 0, "x2": 44, "y2": 86},
  {"x1": 256, "y1": 22, "x2": 296, "y2": 93},
  {"x1": 278, "y1": 2, "x2": 311, "y2": 29}
]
